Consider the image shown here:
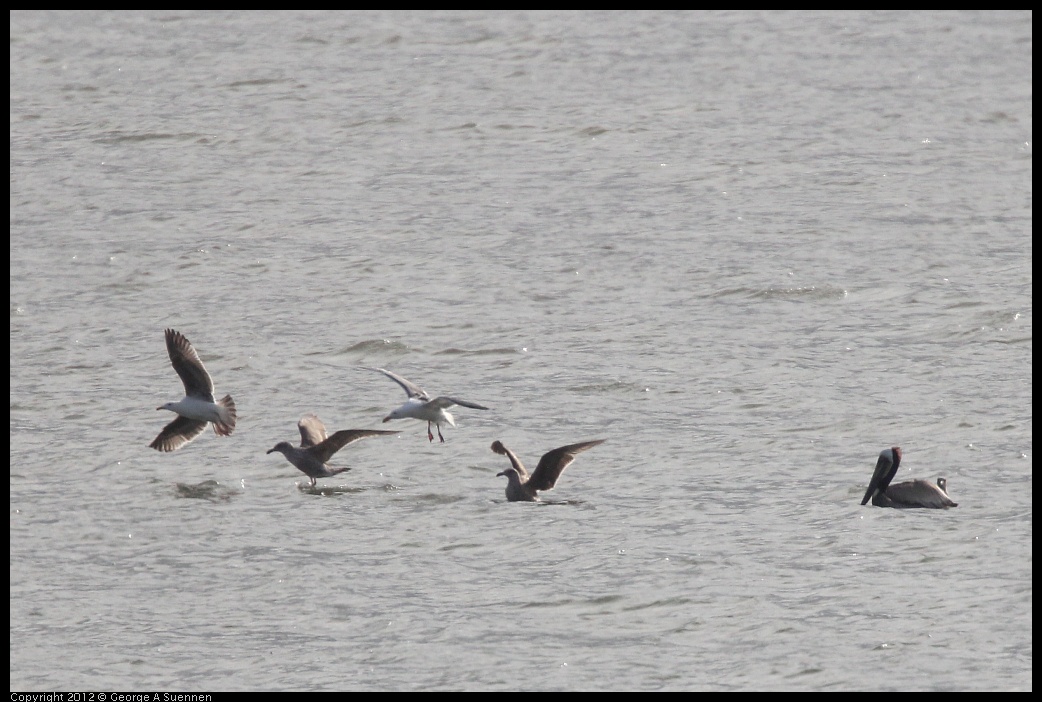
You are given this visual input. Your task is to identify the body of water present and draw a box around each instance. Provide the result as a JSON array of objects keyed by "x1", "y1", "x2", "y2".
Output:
[{"x1": 10, "y1": 10, "x2": 1032, "y2": 691}]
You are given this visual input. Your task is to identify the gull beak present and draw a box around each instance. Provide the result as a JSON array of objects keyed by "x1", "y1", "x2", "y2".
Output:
[{"x1": 382, "y1": 416, "x2": 391, "y2": 423}]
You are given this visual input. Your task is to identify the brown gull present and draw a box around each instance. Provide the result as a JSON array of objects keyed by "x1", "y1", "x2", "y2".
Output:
[
  {"x1": 491, "y1": 439, "x2": 606, "y2": 502},
  {"x1": 267, "y1": 413, "x2": 399, "y2": 486},
  {"x1": 364, "y1": 367, "x2": 489, "y2": 442},
  {"x1": 150, "y1": 328, "x2": 236, "y2": 452},
  {"x1": 861, "y1": 446, "x2": 958, "y2": 509}
]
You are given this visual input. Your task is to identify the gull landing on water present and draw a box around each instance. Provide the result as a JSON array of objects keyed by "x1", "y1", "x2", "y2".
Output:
[
  {"x1": 861, "y1": 446, "x2": 958, "y2": 509},
  {"x1": 364, "y1": 367, "x2": 489, "y2": 442},
  {"x1": 150, "y1": 329, "x2": 236, "y2": 452},
  {"x1": 492, "y1": 439, "x2": 605, "y2": 502},
  {"x1": 266, "y1": 414, "x2": 399, "y2": 487}
]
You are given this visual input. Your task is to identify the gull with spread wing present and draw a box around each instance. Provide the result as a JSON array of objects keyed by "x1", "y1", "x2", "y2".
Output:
[
  {"x1": 267, "y1": 413, "x2": 398, "y2": 486},
  {"x1": 151, "y1": 328, "x2": 236, "y2": 452},
  {"x1": 491, "y1": 439, "x2": 605, "y2": 502},
  {"x1": 365, "y1": 367, "x2": 489, "y2": 442}
]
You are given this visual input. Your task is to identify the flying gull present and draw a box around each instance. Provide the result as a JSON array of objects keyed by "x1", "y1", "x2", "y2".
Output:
[
  {"x1": 150, "y1": 328, "x2": 236, "y2": 452},
  {"x1": 491, "y1": 439, "x2": 605, "y2": 502},
  {"x1": 364, "y1": 367, "x2": 489, "y2": 442},
  {"x1": 861, "y1": 446, "x2": 958, "y2": 509},
  {"x1": 267, "y1": 413, "x2": 399, "y2": 486}
]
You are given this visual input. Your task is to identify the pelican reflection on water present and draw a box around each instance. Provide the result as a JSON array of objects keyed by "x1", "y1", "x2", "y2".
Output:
[{"x1": 861, "y1": 446, "x2": 958, "y2": 509}]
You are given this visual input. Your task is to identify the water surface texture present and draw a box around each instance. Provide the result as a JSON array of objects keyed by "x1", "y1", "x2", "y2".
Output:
[{"x1": 10, "y1": 10, "x2": 1032, "y2": 691}]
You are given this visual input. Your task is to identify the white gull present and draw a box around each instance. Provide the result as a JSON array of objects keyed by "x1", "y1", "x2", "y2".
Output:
[
  {"x1": 364, "y1": 367, "x2": 489, "y2": 443},
  {"x1": 151, "y1": 328, "x2": 236, "y2": 452}
]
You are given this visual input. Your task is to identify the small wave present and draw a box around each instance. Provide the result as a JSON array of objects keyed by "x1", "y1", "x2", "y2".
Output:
[
  {"x1": 339, "y1": 339, "x2": 411, "y2": 355},
  {"x1": 521, "y1": 594, "x2": 622, "y2": 609},
  {"x1": 296, "y1": 483, "x2": 364, "y2": 496},
  {"x1": 438, "y1": 542, "x2": 483, "y2": 552},
  {"x1": 223, "y1": 78, "x2": 287, "y2": 88},
  {"x1": 174, "y1": 480, "x2": 240, "y2": 502},
  {"x1": 568, "y1": 380, "x2": 649, "y2": 395},
  {"x1": 621, "y1": 596, "x2": 694, "y2": 612},
  {"x1": 94, "y1": 131, "x2": 206, "y2": 144},
  {"x1": 435, "y1": 347, "x2": 522, "y2": 356},
  {"x1": 712, "y1": 285, "x2": 848, "y2": 301},
  {"x1": 397, "y1": 493, "x2": 468, "y2": 506}
]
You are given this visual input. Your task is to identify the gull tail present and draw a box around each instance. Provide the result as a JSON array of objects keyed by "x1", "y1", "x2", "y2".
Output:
[{"x1": 212, "y1": 395, "x2": 236, "y2": 436}]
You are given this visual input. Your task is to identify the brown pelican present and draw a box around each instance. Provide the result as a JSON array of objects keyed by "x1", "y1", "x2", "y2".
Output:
[
  {"x1": 151, "y1": 328, "x2": 236, "y2": 452},
  {"x1": 267, "y1": 414, "x2": 398, "y2": 486},
  {"x1": 861, "y1": 446, "x2": 958, "y2": 509},
  {"x1": 491, "y1": 439, "x2": 605, "y2": 502},
  {"x1": 364, "y1": 367, "x2": 489, "y2": 442}
]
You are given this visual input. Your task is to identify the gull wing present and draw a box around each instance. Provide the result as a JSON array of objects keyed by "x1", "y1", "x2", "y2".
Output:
[
  {"x1": 150, "y1": 415, "x2": 208, "y2": 452},
  {"x1": 297, "y1": 414, "x2": 328, "y2": 448},
  {"x1": 430, "y1": 396, "x2": 489, "y2": 411},
  {"x1": 306, "y1": 428, "x2": 400, "y2": 464},
  {"x1": 527, "y1": 439, "x2": 606, "y2": 493},
  {"x1": 165, "y1": 329, "x2": 216, "y2": 401},
  {"x1": 491, "y1": 441, "x2": 530, "y2": 481},
  {"x1": 366, "y1": 367, "x2": 431, "y2": 400}
]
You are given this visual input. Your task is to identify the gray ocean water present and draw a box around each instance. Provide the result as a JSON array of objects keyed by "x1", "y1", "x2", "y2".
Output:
[{"x1": 9, "y1": 10, "x2": 1032, "y2": 692}]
